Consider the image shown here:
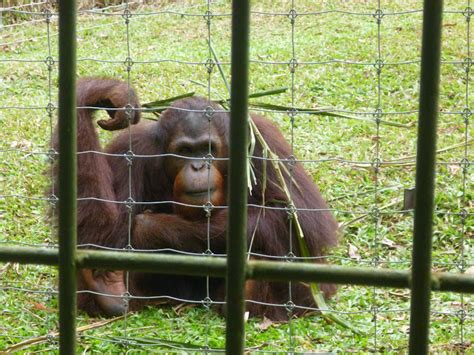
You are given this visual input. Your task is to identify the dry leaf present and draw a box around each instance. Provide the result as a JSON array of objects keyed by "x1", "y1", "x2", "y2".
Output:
[
  {"x1": 10, "y1": 139, "x2": 32, "y2": 149},
  {"x1": 173, "y1": 303, "x2": 196, "y2": 315},
  {"x1": 0, "y1": 263, "x2": 10, "y2": 275},
  {"x1": 258, "y1": 316, "x2": 274, "y2": 331},
  {"x1": 30, "y1": 301, "x2": 55, "y2": 313},
  {"x1": 382, "y1": 237, "x2": 399, "y2": 249},
  {"x1": 348, "y1": 244, "x2": 361, "y2": 260},
  {"x1": 448, "y1": 164, "x2": 461, "y2": 175}
]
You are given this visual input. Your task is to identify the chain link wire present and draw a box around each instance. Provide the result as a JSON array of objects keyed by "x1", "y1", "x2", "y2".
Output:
[
  {"x1": 459, "y1": 0, "x2": 471, "y2": 347},
  {"x1": 371, "y1": 0, "x2": 383, "y2": 350},
  {"x1": 123, "y1": 0, "x2": 133, "y2": 349},
  {"x1": 205, "y1": 0, "x2": 214, "y2": 350}
]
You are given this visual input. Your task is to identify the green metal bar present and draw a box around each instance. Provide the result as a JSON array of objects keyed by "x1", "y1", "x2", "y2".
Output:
[
  {"x1": 225, "y1": 0, "x2": 250, "y2": 354},
  {"x1": 408, "y1": 1, "x2": 443, "y2": 354},
  {"x1": 247, "y1": 261, "x2": 410, "y2": 288},
  {"x1": 0, "y1": 247, "x2": 59, "y2": 265},
  {"x1": 435, "y1": 273, "x2": 474, "y2": 293},
  {"x1": 77, "y1": 250, "x2": 227, "y2": 277},
  {"x1": 58, "y1": 0, "x2": 77, "y2": 353},
  {"x1": 1, "y1": 247, "x2": 474, "y2": 293}
]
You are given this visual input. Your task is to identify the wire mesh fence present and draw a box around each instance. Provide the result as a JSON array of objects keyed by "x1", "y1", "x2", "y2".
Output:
[{"x1": 0, "y1": 0, "x2": 472, "y2": 353}]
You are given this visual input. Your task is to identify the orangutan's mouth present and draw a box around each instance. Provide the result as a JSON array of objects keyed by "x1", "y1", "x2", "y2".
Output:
[{"x1": 186, "y1": 188, "x2": 215, "y2": 197}]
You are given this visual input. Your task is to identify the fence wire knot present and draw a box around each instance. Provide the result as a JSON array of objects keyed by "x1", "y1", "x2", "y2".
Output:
[
  {"x1": 463, "y1": 57, "x2": 472, "y2": 73},
  {"x1": 371, "y1": 305, "x2": 379, "y2": 315},
  {"x1": 463, "y1": 7, "x2": 473, "y2": 21},
  {"x1": 204, "y1": 105, "x2": 215, "y2": 121},
  {"x1": 122, "y1": 9, "x2": 132, "y2": 23},
  {"x1": 202, "y1": 296, "x2": 213, "y2": 309},
  {"x1": 371, "y1": 256, "x2": 380, "y2": 266},
  {"x1": 120, "y1": 339, "x2": 132, "y2": 348},
  {"x1": 287, "y1": 106, "x2": 298, "y2": 119},
  {"x1": 373, "y1": 107, "x2": 383, "y2": 125},
  {"x1": 204, "y1": 202, "x2": 214, "y2": 217},
  {"x1": 47, "y1": 148, "x2": 58, "y2": 162},
  {"x1": 288, "y1": 58, "x2": 298, "y2": 73},
  {"x1": 125, "y1": 197, "x2": 135, "y2": 211},
  {"x1": 288, "y1": 9, "x2": 298, "y2": 24},
  {"x1": 285, "y1": 300, "x2": 295, "y2": 313},
  {"x1": 45, "y1": 56, "x2": 55, "y2": 71},
  {"x1": 46, "y1": 102, "x2": 56, "y2": 115},
  {"x1": 45, "y1": 238, "x2": 55, "y2": 247},
  {"x1": 203, "y1": 249, "x2": 214, "y2": 256},
  {"x1": 125, "y1": 103, "x2": 134, "y2": 120},
  {"x1": 286, "y1": 203, "x2": 297, "y2": 219},
  {"x1": 370, "y1": 206, "x2": 380, "y2": 219},
  {"x1": 460, "y1": 158, "x2": 470, "y2": 174},
  {"x1": 205, "y1": 153, "x2": 214, "y2": 169},
  {"x1": 462, "y1": 107, "x2": 471, "y2": 122},
  {"x1": 43, "y1": 8, "x2": 52, "y2": 24},
  {"x1": 124, "y1": 57, "x2": 134, "y2": 71},
  {"x1": 287, "y1": 155, "x2": 296, "y2": 172},
  {"x1": 121, "y1": 292, "x2": 131, "y2": 311},
  {"x1": 457, "y1": 309, "x2": 467, "y2": 322},
  {"x1": 371, "y1": 158, "x2": 382, "y2": 172},
  {"x1": 204, "y1": 10, "x2": 213, "y2": 25},
  {"x1": 205, "y1": 58, "x2": 215, "y2": 73},
  {"x1": 49, "y1": 193, "x2": 59, "y2": 207},
  {"x1": 374, "y1": 59, "x2": 384, "y2": 75},
  {"x1": 285, "y1": 252, "x2": 296, "y2": 262},
  {"x1": 373, "y1": 9, "x2": 384, "y2": 24},
  {"x1": 457, "y1": 258, "x2": 467, "y2": 273},
  {"x1": 46, "y1": 333, "x2": 57, "y2": 344},
  {"x1": 124, "y1": 150, "x2": 134, "y2": 166}
]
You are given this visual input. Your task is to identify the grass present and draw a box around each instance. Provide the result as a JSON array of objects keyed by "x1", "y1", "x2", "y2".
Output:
[{"x1": 0, "y1": 0, "x2": 473, "y2": 352}]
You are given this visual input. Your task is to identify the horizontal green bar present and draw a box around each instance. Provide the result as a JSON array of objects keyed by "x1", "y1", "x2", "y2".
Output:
[
  {"x1": 0, "y1": 246, "x2": 473, "y2": 294},
  {"x1": 0, "y1": 246, "x2": 59, "y2": 265},
  {"x1": 77, "y1": 249, "x2": 227, "y2": 277},
  {"x1": 248, "y1": 261, "x2": 409, "y2": 288}
]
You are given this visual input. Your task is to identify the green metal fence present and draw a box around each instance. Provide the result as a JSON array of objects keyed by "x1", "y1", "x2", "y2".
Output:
[{"x1": 1, "y1": 0, "x2": 473, "y2": 354}]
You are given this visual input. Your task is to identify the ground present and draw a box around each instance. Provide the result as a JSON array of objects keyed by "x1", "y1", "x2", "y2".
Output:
[{"x1": 0, "y1": 0, "x2": 472, "y2": 352}]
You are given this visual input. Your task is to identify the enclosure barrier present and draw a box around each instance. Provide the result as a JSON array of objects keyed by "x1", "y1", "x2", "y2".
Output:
[
  {"x1": 56, "y1": 0, "x2": 77, "y2": 353},
  {"x1": 408, "y1": 1, "x2": 444, "y2": 353},
  {"x1": 1, "y1": 0, "x2": 473, "y2": 354},
  {"x1": 1, "y1": 247, "x2": 474, "y2": 294},
  {"x1": 225, "y1": 0, "x2": 250, "y2": 353}
]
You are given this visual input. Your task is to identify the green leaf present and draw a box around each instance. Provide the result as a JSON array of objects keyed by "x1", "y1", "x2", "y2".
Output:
[
  {"x1": 111, "y1": 336, "x2": 209, "y2": 350},
  {"x1": 249, "y1": 101, "x2": 413, "y2": 128},
  {"x1": 248, "y1": 87, "x2": 288, "y2": 99},
  {"x1": 142, "y1": 92, "x2": 196, "y2": 108},
  {"x1": 209, "y1": 39, "x2": 361, "y2": 335},
  {"x1": 208, "y1": 39, "x2": 230, "y2": 94}
]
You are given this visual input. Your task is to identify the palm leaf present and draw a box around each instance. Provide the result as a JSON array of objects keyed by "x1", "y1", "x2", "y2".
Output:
[
  {"x1": 249, "y1": 102, "x2": 413, "y2": 128},
  {"x1": 142, "y1": 92, "x2": 196, "y2": 109},
  {"x1": 209, "y1": 40, "x2": 360, "y2": 333}
]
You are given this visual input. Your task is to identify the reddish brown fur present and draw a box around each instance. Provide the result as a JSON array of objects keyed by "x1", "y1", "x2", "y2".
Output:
[{"x1": 53, "y1": 78, "x2": 338, "y2": 320}]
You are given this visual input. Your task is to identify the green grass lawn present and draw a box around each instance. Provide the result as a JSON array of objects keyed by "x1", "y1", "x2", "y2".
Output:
[{"x1": 0, "y1": 0, "x2": 472, "y2": 352}]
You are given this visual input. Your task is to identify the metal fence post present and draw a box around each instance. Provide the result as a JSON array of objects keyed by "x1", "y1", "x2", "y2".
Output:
[
  {"x1": 58, "y1": 0, "x2": 77, "y2": 353},
  {"x1": 408, "y1": 1, "x2": 443, "y2": 354},
  {"x1": 225, "y1": 0, "x2": 250, "y2": 353}
]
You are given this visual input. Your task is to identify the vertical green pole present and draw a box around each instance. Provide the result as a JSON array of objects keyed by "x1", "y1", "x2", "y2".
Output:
[
  {"x1": 225, "y1": 0, "x2": 250, "y2": 354},
  {"x1": 58, "y1": 0, "x2": 77, "y2": 353},
  {"x1": 408, "y1": 1, "x2": 443, "y2": 354}
]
